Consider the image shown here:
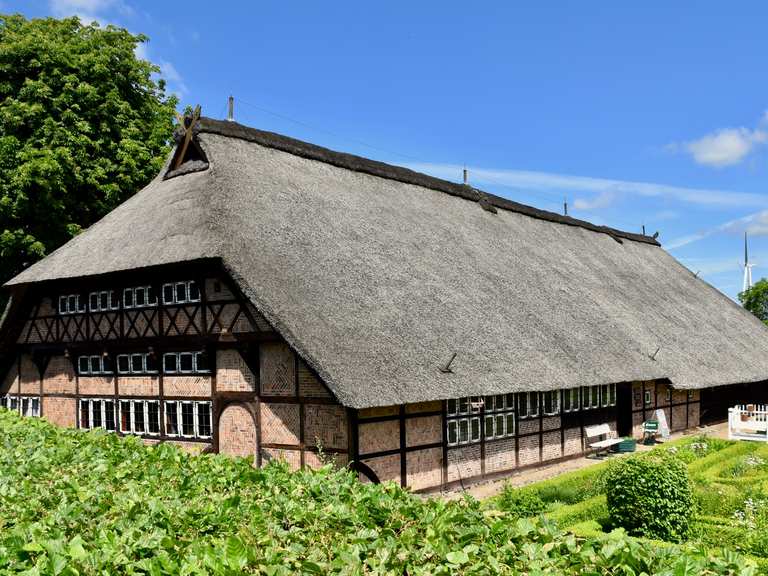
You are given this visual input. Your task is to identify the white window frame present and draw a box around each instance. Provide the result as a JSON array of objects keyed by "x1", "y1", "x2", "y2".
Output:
[
  {"x1": 196, "y1": 401, "x2": 212, "y2": 439},
  {"x1": 601, "y1": 383, "x2": 617, "y2": 407},
  {"x1": 162, "y1": 400, "x2": 211, "y2": 439},
  {"x1": 582, "y1": 385, "x2": 601, "y2": 410},
  {"x1": 162, "y1": 281, "x2": 201, "y2": 305},
  {"x1": 542, "y1": 390, "x2": 560, "y2": 416},
  {"x1": 88, "y1": 290, "x2": 119, "y2": 312},
  {"x1": 123, "y1": 285, "x2": 157, "y2": 309},
  {"x1": 644, "y1": 389, "x2": 652, "y2": 405},
  {"x1": 562, "y1": 388, "x2": 580, "y2": 413},
  {"x1": 78, "y1": 355, "x2": 113, "y2": 375},
  {"x1": 59, "y1": 294, "x2": 85, "y2": 315},
  {"x1": 518, "y1": 392, "x2": 540, "y2": 419},
  {"x1": 162, "y1": 351, "x2": 208, "y2": 374}
]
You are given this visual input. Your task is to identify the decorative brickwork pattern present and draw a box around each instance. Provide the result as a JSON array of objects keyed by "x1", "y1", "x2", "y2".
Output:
[
  {"x1": 78, "y1": 376, "x2": 114, "y2": 396},
  {"x1": 485, "y1": 438, "x2": 516, "y2": 473},
  {"x1": 245, "y1": 303, "x2": 272, "y2": 332},
  {"x1": 88, "y1": 314, "x2": 119, "y2": 340},
  {"x1": 163, "y1": 306, "x2": 202, "y2": 337},
  {"x1": 689, "y1": 389, "x2": 700, "y2": 402},
  {"x1": 405, "y1": 415, "x2": 441, "y2": 448},
  {"x1": 304, "y1": 405, "x2": 347, "y2": 450},
  {"x1": 42, "y1": 355, "x2": 75, "y2": 394},
  {"x1": 542, "y1": 431, "x2": 562, "y2": 461},
  {"x1": 38, "y1": 297, "x2": 55, "y2": 316},
  {"x1": 259, "y1": 343, "x2": 294, "y2": 396},
  {"x1": 42, "y1": 397, "x2": 76, "y2": 427},
  {"x1": 260, "y1": 402, "x2": 300, "y2": 445},
  {"x1": 163, "y1": 376, "x2": 211, "y2": 397},
  {"x1": 219, "y1": 403, "x2": 256, "y2": 458},
  {"x1": 563, "y1": 427, "x2": 582, "y2": 455},
  {"x1": 261, "y1": 448, "x2": 301, "y2": 470},
  {"x1": 362, "y1": 454, "x2": 401, "y2": 484},
  {"x1": 672, "y1": 389, "x2": 687, "y2": 404},
  {"x1": 118, "y1": 376, "x2": 159, "y2": 397},
  {"x1": 688, "y1": 403, "x2": 700, "y2": 428},
  {"x1": 358, "y1": 420, "x2": 399, "y2": 454},
  {"x1": 447, "y1": 444, "x2": 481, "y2": 483},
  {"x1": 542, "y1": 416, "x2": 561, "y2": 431},
  {"x1": 518, "y1": 434, "x2": 540, "y2": 466},
  {"x1": 406, "y1": 447, "x2": 442, "y2": 490},
  {"x1": 671, "y1": 405, "x2": 687, "y2": 431},
  {"x1": 657, "y1": 383, "x2": 671, "y2": 407},
  {"x1": 359, "y1": 405, "x2": 398, "y2": 419},
  {"x1": 123, "y1": 310, "x2": 160, "y2": 339},
  {"x1": 632, "y1": 411, "x2": 644, "y2": 438},
  {"x1": 206, "y1": 278, "x2": 236, "y2": 301},
  {"x1": 20, "y1": 354, "x2": 38, "y2": 394},
  {"x1": 216, "y1": 350, "x2": 256, "y2": 392},
  {"x1": 297, "y1": 360, "x2": 330, "y2": 398},
  {"x1": 405, "y1": 401, "x2": 442, "y2": 414},
  {"x1": 632, "y1": 382, "x2": 644, "y2": 409}
]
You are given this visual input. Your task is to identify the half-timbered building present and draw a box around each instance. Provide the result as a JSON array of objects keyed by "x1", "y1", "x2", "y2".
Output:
[{"x1": 2, "y1": 115, "x2": 768, "y2": 491}]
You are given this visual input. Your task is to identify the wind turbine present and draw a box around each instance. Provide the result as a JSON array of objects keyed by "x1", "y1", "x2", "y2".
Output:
[{"x1": 743, "y1": 231, "x2": 754, "y2": 293}]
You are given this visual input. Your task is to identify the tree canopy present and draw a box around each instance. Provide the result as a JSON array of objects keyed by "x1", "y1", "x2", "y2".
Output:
[
  {"x1": 0, "y1": 14, "x2": 177, "y2": 288},
  {"x1": 738, "y1": 278, "x2": 768, "y2": 325}
]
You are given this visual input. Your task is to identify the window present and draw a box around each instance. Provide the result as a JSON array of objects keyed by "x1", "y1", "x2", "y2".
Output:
[
  {"x1": 481, "y1": 394, "x2": 516, "y2": 440},
  {"x1": 77, "y1": 355, "x2": 113, "y2": 375},
  {"x1": 164, "y1": 400, "x2": 211, "y2": 439},
  {"x1": 3, "y1": 395, "x2": 40, "y2": 417},
  {"x1": 58, "y1": 294, "x2": 85, "y2": 314},
  {"x1": 117, "y1": 400, "x2": 160, "y2": 436},
  {"x1": 687, "y1": 390, "x2": 695, "y2": 400},
  {"x1": 447, "y1": 416, "x2": 481, "y2": 446},
  {"x1": 116, "y1": 352, "x2": 157, "y2": 375},
  {"x1": 123, "y1": 286, "x2": 157, "y2": 309},
  {"x1": 542, "y1": 391, "x2": 560, "y2": 415},
  {"x1": 562, "y1": 388, "x2": 580, "y2": 412},
  {"x1": 162, "y1": 351, "x2": 210, "y2": 374},
  {"x1": 644, "y1": 390, "x2": 652, "y2": 405},
  {"x1": 600, "y1": 384, "x2": 617, "y2": 407},
  {"x1": 665, "y1": 388, "x2": 672, "y2": 403},
  {"x1": 518, "y1": 392, "x2": 539, "y2": 419},
  {"x1": 162, "y1": 280, "x2": 201, "y2": 305},
  {"x1": 582, "y1": 385, "x2": 603, "y2": 410},
  {"x1": 81, "y1": 400, "x2": 116, "y2": 430},
  {"x1": 88, "y1": 290, "x2": 119, "y2": 312}
]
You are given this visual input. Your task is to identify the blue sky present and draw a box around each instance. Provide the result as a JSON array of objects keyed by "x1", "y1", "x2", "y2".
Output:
[{"x1": 7, "y1": 1, "x2": 768, "y2": 299}]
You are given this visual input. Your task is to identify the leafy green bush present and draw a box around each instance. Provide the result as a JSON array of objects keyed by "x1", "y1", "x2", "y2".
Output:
[
  {"x1": 604, "y1": 452, "x2": 694, "y2": 542},
  {"x1": 495, "y1": 485, "x2": 547, "y2": 518},
  {"x1": 0, "y1": 411, "x2": 755, "y2": 574}
]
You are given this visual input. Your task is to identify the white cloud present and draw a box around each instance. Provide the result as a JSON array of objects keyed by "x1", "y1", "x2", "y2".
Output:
[
  {"x1": 685, "y1": 127, "x2": 767, "y2": 167},
  {"x1": 49, "y1": 0, "x2": 132, "y2": 24},
  {"x1": 573, "y1": 190, "x2": 616, "y2": 210},
  {"x1": 158, "y1": 60, "x2": 187, "y2": 97},
  {"x1": 406, "y1": 162, "x2": 768, "y2": 209},
  {"x1": 666, "y1": 210, "x2": 768, "y2": 250}
]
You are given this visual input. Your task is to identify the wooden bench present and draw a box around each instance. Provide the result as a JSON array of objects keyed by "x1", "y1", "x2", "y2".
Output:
[{"x1": 585, "y1": 424, "x2": 622, "y2": 456}]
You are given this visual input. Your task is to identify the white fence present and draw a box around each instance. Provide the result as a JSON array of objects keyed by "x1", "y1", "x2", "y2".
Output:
[{"x1": 728, "y1": 405, "x2": 768, "y2": 442}]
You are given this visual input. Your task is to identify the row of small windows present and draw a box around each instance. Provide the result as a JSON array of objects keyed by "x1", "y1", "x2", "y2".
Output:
[
  {"x1": 0, "y1": 395, "x2": 40, "y2": 417},
  {"x1": 77, "y1": 351, "x2": 210, "y2": 375},
  {"x1": 79, "y1": 398, "x2": 212, "y2": 439},
  {"x1": 58, "y1": 281, "x2": 200, "y2": 314},
  {"x1": 447, "y1": 385, "x2": 616, "y2": 419}
]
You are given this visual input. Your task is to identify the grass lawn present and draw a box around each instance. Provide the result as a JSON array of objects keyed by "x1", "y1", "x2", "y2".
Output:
[{"x1": 487, "y1": 434, "x2": 768, "y2": 568}]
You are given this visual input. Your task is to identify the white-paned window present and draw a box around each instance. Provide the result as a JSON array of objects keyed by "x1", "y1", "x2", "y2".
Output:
[
  {"x1": 542, "y1": 390, "x2": 560, "y2": 415},
  {"x1": 89, "y1": 290, "x2": 119, "y2": 312},
  {"x1": 446, "y1": 416, "x2": 481, "y2": 446},
  {"x1": 123, "y1": 285, "x2": 157, "y2": 309},
  {"x1": 4, "y1": 396, "x2": 40, "y2": 417},
  {"x1": 162, "y1": 351, "x2": 210, "y2": 374},
  {"x1": 518, "y1": 392, "x2": 540, "y2": 419},
  {"x1": 601, "y1": 384, "x2": 617, "y2": 407},
  {"x1": 79, "y1": 398, "x2": 117, "y2": 431},
  {"x1": 58, "y1": 294, "x2": 85, "y2": 314},
  {"x1": 117, "y1": 400, "x2": 160, "y2": 436},
  {"x1": 644, "y1": 390, "x2": 652, "y2": 405},
  {"x1": 162, "y1": 281, "x2": 201, "y2": 305},
  {"x1": 116, "y1": 352, "x2": 157, "y2": 375},
  {"x1": 582, "y1": 385, "x2": 601, "y2": 410},
  {"x1": 482, "y1": 394, "x2": 515, "y2": 440},
  {"x1": 77, "y1": 355, "x2": 113, "y2": 375},
  {"x1": 163, "y1": 400, "x2": 212, "y2": 439},
  {"x1": 562, "y1": 388, "x2": 580, "y2": 412}
]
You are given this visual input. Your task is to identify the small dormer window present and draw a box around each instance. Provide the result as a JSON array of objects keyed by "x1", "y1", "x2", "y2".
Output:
[{"x1": 165, "y1": 106, "x2": 209, "y2": 179}]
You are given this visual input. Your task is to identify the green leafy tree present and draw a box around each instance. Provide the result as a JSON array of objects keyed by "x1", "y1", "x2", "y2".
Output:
[
  {"x1": 738, "y1": 278, "x2": 768, "y2": 325},
  {"x1": 0, "y1": 14, "x2": 177, "y2": 288}
]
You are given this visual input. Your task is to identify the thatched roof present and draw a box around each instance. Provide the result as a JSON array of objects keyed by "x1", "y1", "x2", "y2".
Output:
[{"x1": 8, "y1": 118, "x2": 768, "y2": 408}]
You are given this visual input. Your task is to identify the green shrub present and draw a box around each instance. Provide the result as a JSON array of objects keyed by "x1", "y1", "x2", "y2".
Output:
[
  {"x1": 495, "y1": 485, "x2": 547, "y2": 518},
  {"x1": 604, "y1": 452, "x2": 694, "y2": 542}
]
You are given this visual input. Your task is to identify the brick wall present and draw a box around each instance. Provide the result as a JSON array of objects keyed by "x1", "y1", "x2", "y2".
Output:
[
  {"x1": 42, "y1": 397, "x2": 76, "y2": 427},
  {"x1": 304, "y1": 405, "x2": 347, "y2": 450},
  {"x1": 216, "y1": 349, "x2": 256, "y2": 392},
  {"x1": 406, "y1": 448, "x2": 442, "y2": 490},
  {"x1": 518, "y1": 434, "x2": 540, "y2": 466},
  {"x1": 359, "y1": 420, "x2": 399, "y2": 454},
  {"x1": 297, "y1": 360, "x2": 330, "y2": 398},
  {"x1": 405, "y1": 415, "x2": 441, "y2": 448},
  {"x1": 358, "y1": 406, "x2": 398, "y2": 418},
  {"x1": 218, "y1": 403, "x2": 256, "y2": 458},
  {"x1": 405, "y1": 401, "x2": 441, "y2": 414},
  {"x1": 305, "y1": 450, "x2": 347, "y2": 470},
  {"x1": 518, "y1": 418, "x2": 540, "y2": 435},
  {"x1": 362, "y1": 454, "x2": 400, "y2": 484},
  {"x1": 118, "y1": 376, "x2": 159, "y2": 397},
  {"x1": 542, "y1": 431, "x2": 562, "y2": 461},
  {"x1": 485, "y1": 438, "x2": 516, "y2": 473},
  {"x1": 688, "y1": 403, "x2": 700, "y2": 427},
  {"x1": 447, "y1": 444, "x2": 481, "y2": 483},
  {"x1": 79, "y1": 376, "x2": 114, "y2": 396},
  {"x1": 259, "y1": 343, "x2": 294, "y2": 396},
  {"x1": 20, "y1": 354, "x2": 38, "y2": 394},
  {"x1": 163, "y1": 375, "x2": 211, "y2": 397},
  {"x1": 1, "y1": 358, "x2": 18, "y2": 395},
  {"x1": 563, "y1": 427, "x2": 582, "y2": 455},
  {"x1": 42, "y1": 355, "x2": 75, "y2": 394},
  {"x1": 671, "y1": 404, "x2": 687, "y2": 431},
  {"x1": 261, "y1": 447, "x2": 301, "y2": 471},
  {"x1": 260, "y1": 402, "x2": 300, "y2": 444},
  {"x1": 542, "y1": 416, "x2": 561, "y2": 431}
]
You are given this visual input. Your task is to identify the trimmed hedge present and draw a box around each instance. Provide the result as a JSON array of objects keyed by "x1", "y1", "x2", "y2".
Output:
[{"x1": 604, "y1": 452, "x2": 694, "y2": 542}]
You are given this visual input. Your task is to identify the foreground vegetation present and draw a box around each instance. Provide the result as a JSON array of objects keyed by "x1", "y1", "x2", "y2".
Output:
[
  {"x1": 0, "y1": 411, "x2": 756, "y2": 574},
  {"x1": 492, "y1": 434, "x2": 768, "y2": 570}
]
